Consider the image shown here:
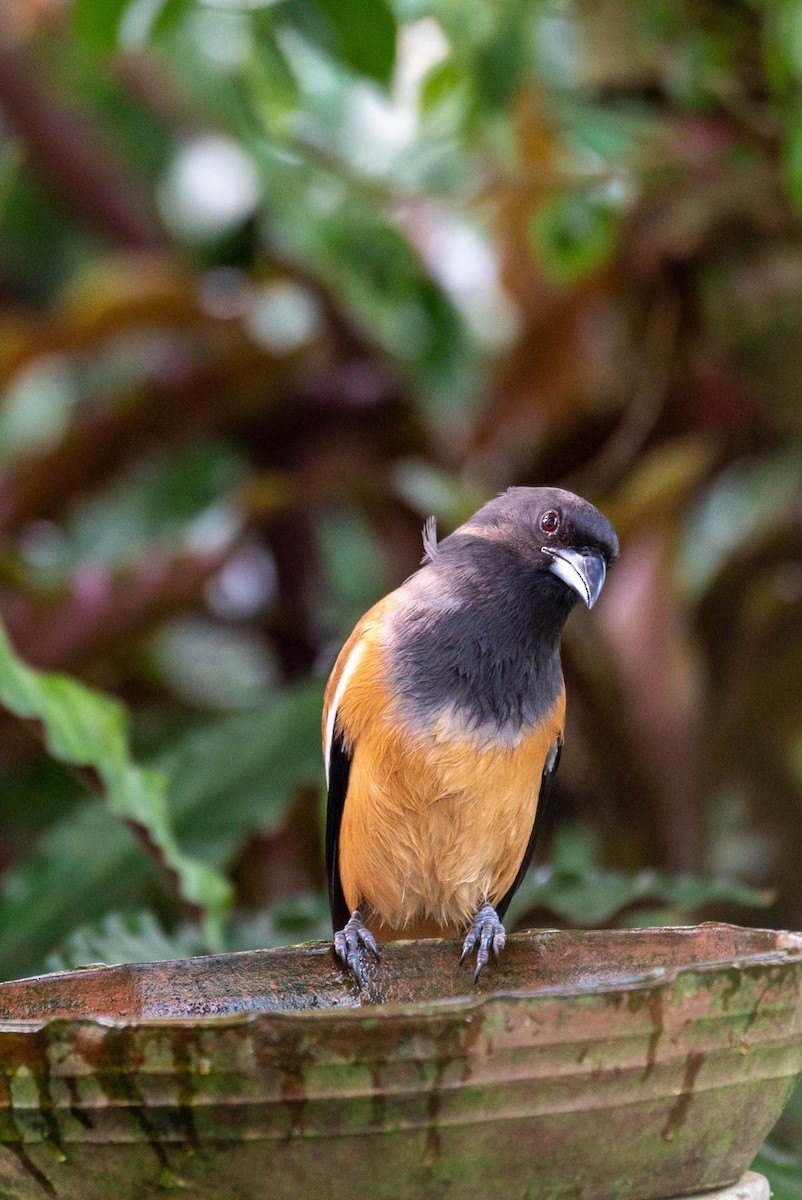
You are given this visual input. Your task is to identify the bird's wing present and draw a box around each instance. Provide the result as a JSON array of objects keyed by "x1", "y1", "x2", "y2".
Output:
[
  {"x1": 326, "y1": 727, "x2": 353, "y2": 931},
  {"x1": 495, "y1": 739, "x2": 562, "y2": 920},
  {"x1": 321, "y1": 597, "x2": 389, "y2": 933}
]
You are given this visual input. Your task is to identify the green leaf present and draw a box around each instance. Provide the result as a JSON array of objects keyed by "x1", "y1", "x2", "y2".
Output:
[
  {"x1": 247, "y1": 17, "x2": 301, "y2": 131},
  {"x1": 764, "y1": 0, "x2": 802, "y2": 95},
  {"x1": 505, "y1": 863, "x2": 773, "y2": 930},
  {"x1": 528, "y1": 191, "x2": 620, "y2": 285},
  {"x1": 73, "y1": 0, "x2": 189, "y2": 53},
  {"x1": 46, "y1": 910, "x2": 207, "y2": 972},
  {"x1": 73, "y1": 0, "x2": 130, "y2": 53},
  {"x1": 156, "y1": 681, "x2": 325, "y2": 866},
  {"x1": 753, "y1": 1148, "x2": 802, "y2": 1200},
  {"x1": 784, "y1": 106, "x2": 802, "y2": 218},
  {"x1": 225, "y1": 893, "x2": 331, "y2": 952},
  {"x1": 23, "y1": 441, "x2": 246, "y2": 584},
  {"x1": 316, "y1": 0, "x2": 396, "y2": 84},
  {"x1": 149, "y1": 0, "x2": 192, "y2": 40},
  {"x1": 567, "y1": 109, "x2": 639, "y2": 165},
  {"x1": 757, "y1": 1077, "x2": 802, "y2": 1200},
  {"x1": 286, "y1": 0, "x2": 397, "y2": 85},
  {"x1": 474, "y1": 8, "x2": 526, "y2": 112},
  {"x1": 0, "y1": 621, "x2": 233, "y2": 943},
  {"x1": 678, "y1": 450, "x2": 802, "y2": 599},
  {"x1": 316, "y1": 506, "x2": 393, "y2": 636},
  {"x1": 419, "y1": 60, "x2": 468, "y2": 113},
  {"x1": 47, "y1": 893, "x2": 331, "y2": 973}
]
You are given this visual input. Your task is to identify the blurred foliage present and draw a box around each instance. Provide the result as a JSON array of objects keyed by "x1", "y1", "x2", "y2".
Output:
[
  {"x1": 2, "y1": 0, "x2": 802, "y2": 1184},
  {"x1": 504, "y1": 824, "x2": 773, "y2": 931}
]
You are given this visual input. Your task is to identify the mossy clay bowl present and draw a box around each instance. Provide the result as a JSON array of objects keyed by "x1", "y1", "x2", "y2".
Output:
[{"x1": 0, "y1": 923, "x2": 799, "y2": 1200}]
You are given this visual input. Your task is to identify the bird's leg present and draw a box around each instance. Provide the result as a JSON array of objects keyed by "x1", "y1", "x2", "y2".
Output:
[
  {"x1": 461, "y1": 902, "x2": 506, "y2": 983},
  {"x1": 333, "y1": 908, "x2": 380, "y2": 985}
]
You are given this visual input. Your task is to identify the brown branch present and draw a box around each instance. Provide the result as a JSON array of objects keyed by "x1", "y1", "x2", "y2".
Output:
[
  {"x1": 0, "y1": 37, "x2": 164, "y2": 247},
  {"x1": 569, "y1": 289, "x2": 680, "y2": 497}
]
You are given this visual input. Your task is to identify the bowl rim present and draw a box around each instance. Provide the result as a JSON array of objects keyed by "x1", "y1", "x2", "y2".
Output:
[{"x1": 0, "y1": 923, "x2": 800, "y2": 1033}]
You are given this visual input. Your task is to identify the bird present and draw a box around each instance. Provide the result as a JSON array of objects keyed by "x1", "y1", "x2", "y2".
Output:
[{"x1": 322, "y1": 486, "x2": 618, "y2": 983}]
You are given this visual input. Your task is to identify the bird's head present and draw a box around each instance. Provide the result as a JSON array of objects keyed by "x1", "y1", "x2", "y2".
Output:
[{"x1": 439, "y1": 486, "x2": 619, "y2": 612}]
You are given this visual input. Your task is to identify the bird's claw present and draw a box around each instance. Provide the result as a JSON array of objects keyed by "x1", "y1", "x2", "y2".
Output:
[
  {"x1": 461, "y1": 902, "x2": 506, "y2": 983},
  {"x1": 334, "y1": 909, "x2": 380, "y2": 985}
]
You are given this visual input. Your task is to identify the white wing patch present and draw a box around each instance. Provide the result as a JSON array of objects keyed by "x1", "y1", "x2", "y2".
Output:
[
  {"x1": 324, "y1": 640, "x2": 365, "y2": 785},
  {"x1": 421, "y1": 514, "x2": 439, "y2": 564}
]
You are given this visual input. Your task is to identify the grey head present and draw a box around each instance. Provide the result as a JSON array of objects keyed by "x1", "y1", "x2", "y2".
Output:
[
  {"x1": 387, "y1": 487, "x2": 619, "y2": 739},
  {"x1": 443, "y1": 485, "x2": 619, "y2": 609}
]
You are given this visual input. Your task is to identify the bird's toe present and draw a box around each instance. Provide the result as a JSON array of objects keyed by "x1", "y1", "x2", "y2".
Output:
[
  {"x1": 461, "y1": 902, "x2": 506, "y2": 982},
  {"x1": 333, "y1": 909, "x2": 380, "y2": 985}
]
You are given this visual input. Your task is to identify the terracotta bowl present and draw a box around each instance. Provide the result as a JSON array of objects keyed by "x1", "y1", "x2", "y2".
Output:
[{"x1": 0, "y1": 923, "x2": 799, "y2": 1200}]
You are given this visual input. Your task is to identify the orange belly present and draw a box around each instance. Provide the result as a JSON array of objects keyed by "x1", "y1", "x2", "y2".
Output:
[{"x1": 337, "y1": 698, "x2": 565, "y2": 935}]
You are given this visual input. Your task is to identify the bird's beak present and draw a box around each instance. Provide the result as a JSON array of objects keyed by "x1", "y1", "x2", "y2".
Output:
[{"x1": 543, "y1": 547, "x2": 607, "y2": 608}]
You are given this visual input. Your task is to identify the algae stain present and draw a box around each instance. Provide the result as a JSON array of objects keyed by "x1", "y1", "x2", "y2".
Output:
[
  {"x1": 370, "y1": 1065, "x2": 386, "y2": 1131},
  {"x1": 26, "y1": 1055, "x2": 65, "y2": 1162},
  {"x1": 10, "y1": 1027, "x2": 68, "y2": 1162},
  {"x1": 661, "y1": 1051, "x2": 704, "y2": 1142},
  {"x1": 281, "y1": 1063, "x2": 308, "y2": 1138},
  {"x1": 460, "y1": 1008, "x2": 484, "y2": 1083},
  {"x1": 63, "y1": 1075, "x2": 93, "y2": 1131},
  {"x1": 644, "y1": 989, "x2": 664, "y2": 1079},
  {"x1": 0, "y1": 1024, "x2": 74, "y2": 1195},
  {"x1": 0, "y1": 1071, "x2": 57, "y2": 1198},
  {"x1": 158, "y1": 1165, "x2": 190, "y2": 1190},
  {"x1": 85, "y1": 1025, "x2": 178, "y2": 1181},
  {"x1": 719, "y1": 967, "x2": 742, "y2": 1011},
  {"x1": 422, "y1": 1110, "x2": 440, "y2": 1165},
  {"x1": 422, "y1": 1059, "x2": 447, "y2": 1168},
  {"x1": 627, "y1": 987, "x2": 664, "y2": 1079},
  {"x1": 743, "y1": 973, "x2": 780, "y2": 1034},
  {"x1": 4, "y1": 1146, "x2": 58, "y2": 1197},
  {"x1": 169, "y1": 1031, "x2": 200, "y2": 1151}
]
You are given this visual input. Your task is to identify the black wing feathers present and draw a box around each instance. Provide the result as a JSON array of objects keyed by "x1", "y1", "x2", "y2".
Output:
[
  {"x1": 326, "y1": 729, "x2": 353, "y2": 931},
  {"x1": 495, "y1": 741, "x2": 562, "y2": 920}
]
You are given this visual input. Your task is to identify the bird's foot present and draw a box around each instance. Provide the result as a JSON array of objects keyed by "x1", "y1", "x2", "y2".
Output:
[
  {"x1": 334, "y1": 909, "x2": 380, "y2": 985},
  {"x1": 461, "y1": 902, "x2": 506, "y2": 983}
]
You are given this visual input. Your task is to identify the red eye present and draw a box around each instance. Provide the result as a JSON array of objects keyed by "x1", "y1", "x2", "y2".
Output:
[{"x1": 540, "y1": 510, "x2": 560, "y2": 535}]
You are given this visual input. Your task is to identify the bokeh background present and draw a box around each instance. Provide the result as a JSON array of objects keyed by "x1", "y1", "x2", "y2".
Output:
[{"x1": 2, "y1": 0, "x2": 802, "y2": 1187}]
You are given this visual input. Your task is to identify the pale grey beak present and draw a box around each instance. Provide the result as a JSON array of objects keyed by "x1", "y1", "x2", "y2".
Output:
[{"x1": 543, "y1": 546, "x2": 607, "y2": 608}]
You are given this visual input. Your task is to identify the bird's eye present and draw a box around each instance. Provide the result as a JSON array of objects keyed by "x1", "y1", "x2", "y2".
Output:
[{"x1": 540, "y1": 510, "x2": 560, "y2": 535}]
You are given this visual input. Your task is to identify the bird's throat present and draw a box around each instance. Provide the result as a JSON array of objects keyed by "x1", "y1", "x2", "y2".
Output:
[{"x1": 388, "y1": 589, "x2": 567, "y2": 743}]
